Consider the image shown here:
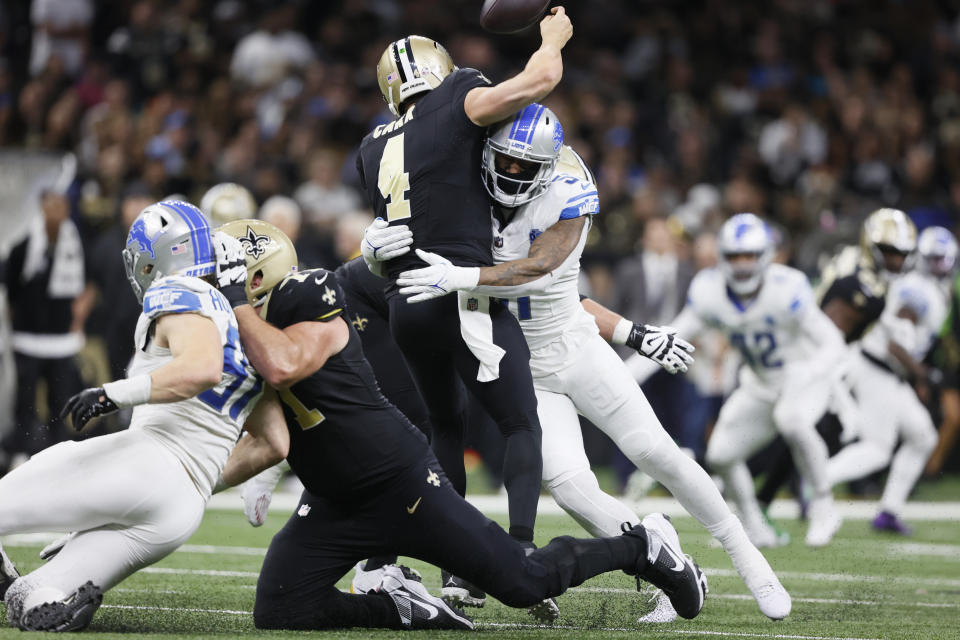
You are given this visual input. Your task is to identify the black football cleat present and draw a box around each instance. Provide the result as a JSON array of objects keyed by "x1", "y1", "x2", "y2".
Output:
[
  {"x1": 380, "y1": 566, "x2": 474, "y2": 630},
  {"x1": 624, "y1": 514, "x2": 707, "y2": 619},
  {"x1": 19, "y1": 581, "x2": 103, "y2": 632},
  {"x1": 440, "y1": 569, "x2": 486, "y2": 608}
]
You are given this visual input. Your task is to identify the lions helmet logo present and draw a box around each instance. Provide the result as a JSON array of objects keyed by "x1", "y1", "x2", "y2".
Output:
[
  {"x1": 240, "y1": 225, "x2": 271, "y2": 259},
  {"x1": 127, "y1": 218, "x2": 156, "y2": 259}
]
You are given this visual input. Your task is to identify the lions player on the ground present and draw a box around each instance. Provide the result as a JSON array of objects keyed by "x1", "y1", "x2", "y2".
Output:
[
  {"x1": 377, "y1": 106, "x2": 790, "y2": 621},
  {"x1": 0, "y1": 201, "x2": 265, "y2": 632},
  {"x1": 630, "y1": 214, "x2": 846, "y2": 549},
  {"x1": 826, "y1": 228, "x2": 952, "y2": 535}
]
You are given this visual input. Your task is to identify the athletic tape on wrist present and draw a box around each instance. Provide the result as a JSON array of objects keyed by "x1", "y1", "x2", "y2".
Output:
[
  {"x1": 103, "y1": 374, "x2": 152, "y2": 408},
  {"x1": 612, "y1": 318, "x2": 633, "y2": 345}
]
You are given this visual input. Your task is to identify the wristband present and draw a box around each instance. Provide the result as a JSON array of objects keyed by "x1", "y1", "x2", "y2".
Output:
[
  {"x1": 221, "y1": 283, "x2": 249, "y2": 309},
  {"x1": 103, "y1": 374, "x2": 152, "y2": 408},
  {"x1": 612, "y1": 318, "x2": 633, "y2": 345}
]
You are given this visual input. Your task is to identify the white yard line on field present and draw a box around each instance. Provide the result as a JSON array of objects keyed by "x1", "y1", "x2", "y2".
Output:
[
  {"x1": 571, "y1": 587, "x2": 959, "y2": 609},
  {"x1": 887, "y1": 542, "x2": 960, "y2": 558},
  {"x1": 100, "y1": 604, "x2": 882, "y2": 639},
  {"x1": 479, "y1": 622, "x2": 881, "y2": 640}
]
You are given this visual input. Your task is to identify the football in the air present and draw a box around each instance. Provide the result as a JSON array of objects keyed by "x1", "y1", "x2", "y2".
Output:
[{"x1": 480, "y1": 0, "x2": 551, "y2": 34}]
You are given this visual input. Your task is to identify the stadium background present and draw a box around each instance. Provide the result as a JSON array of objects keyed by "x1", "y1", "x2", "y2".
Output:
[{"x1": 2, "y1": 0, "x2": 960, "y2": 481}]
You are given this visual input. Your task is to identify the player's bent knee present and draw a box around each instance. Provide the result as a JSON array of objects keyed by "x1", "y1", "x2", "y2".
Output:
[{"x1": 705, "y1": 441, "x2": 735, "y2": 471}]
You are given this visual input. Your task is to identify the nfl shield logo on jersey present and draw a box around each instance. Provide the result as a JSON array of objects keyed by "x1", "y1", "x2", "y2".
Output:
[{"x1": 467, "y1": 298, "x2": 478, "y2": 311}]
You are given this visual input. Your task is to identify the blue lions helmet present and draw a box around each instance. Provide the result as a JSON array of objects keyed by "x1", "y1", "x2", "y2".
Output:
[
  {"x1": 917, "y1": 225, "x2": 958, "y2": 280},
  {"x1": 482, "y1": 103, "x2": 564, "y2": 208},
  {"x1": 717, "y1": 213, "x2": 774, "y2": 296},
  {"x1": 122, "y1": 200, "x2": 216, "y2": 303}
]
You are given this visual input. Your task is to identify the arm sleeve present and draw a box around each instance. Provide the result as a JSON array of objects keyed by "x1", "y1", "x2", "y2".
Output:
[
  {"x1": 625, "y1": 306, "x2": 706, "y2": 385},
  {"x1": 468, "y1": 221, "x2": 589, "y2": 298}
]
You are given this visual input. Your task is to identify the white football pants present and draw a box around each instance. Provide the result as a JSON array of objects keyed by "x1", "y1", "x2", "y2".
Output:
[
  {"x1": 827, "y1": 353, "x2": 937, "y2": 515},
  {"x1": 535, "y1": 333, "x2": 758, "y2": 567},
  {"x1": 704, "y1": 366, "x2": 833, "y2": 531},
  {"x1": 0, "y1": 429, "x2": 205, "y2": 614}
]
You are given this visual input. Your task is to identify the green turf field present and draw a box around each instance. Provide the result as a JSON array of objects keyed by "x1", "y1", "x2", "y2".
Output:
[{"x1": 2, "y1": 501, "x2": 958, "y2": 640}]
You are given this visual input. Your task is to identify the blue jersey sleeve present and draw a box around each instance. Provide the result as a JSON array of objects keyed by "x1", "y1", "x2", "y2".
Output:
[
  {"x1": 142, "y1": 284, "x2": 205, "y2": 319},
  {"x1": 556, "y1": 177, "x2": 599, "y2": 220}
]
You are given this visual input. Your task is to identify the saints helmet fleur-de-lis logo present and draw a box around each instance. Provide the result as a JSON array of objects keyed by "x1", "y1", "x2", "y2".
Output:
[{"x1": 240, "y1": 225, "x2": 270, "y2": 259}]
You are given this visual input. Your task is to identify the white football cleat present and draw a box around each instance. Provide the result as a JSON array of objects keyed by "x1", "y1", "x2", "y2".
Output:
[
  {"x1": 241, "y1": 461, "x2": 287, "y2": 527},
  {"x1": 726, "y1": 535, "x2": 792, "y2": 620},
  {"x1": 351, "y1": 562, "x2": 421, "y2": 595},
  {"x1": 351, "y1": 561, "x2": 385, "y2": 594},
  {"x1": 748, "y1": 576, "x2": 792, "y2": 620},
  {"x1": 806, "y1": 494, "x2": 842, "y2": 547},
  {"x1": 19, "y1": 582, "x2": 103, "y2": 632},
  {"x1": 638, "y1": 589, "x2": 678, "y2": 624}
]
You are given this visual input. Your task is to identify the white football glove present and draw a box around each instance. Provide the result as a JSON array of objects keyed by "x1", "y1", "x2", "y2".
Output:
[
  {"x1": 627, "y1": 324, "x2": 695, "y2": 374},
  {"x1": 396, "y1": 249, "x2": 481, "y2": 303},
  {"x1": 362, "y1": 218, "x2": 413, "y2": 277},
  {"x1": 213, "y1": 231, "x2": 248, "y2": 307}
]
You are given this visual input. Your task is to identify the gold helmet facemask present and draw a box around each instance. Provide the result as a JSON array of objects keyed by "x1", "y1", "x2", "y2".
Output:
[
  {"x1": 860, "y1": 207, "x2": 917, "y2": 277},
  {"x1": 217, "y1": 219, "x2": 298, "y2": 306},
  {"x1": 377, "y1": 36, "x2": 455, "y2": 117}
]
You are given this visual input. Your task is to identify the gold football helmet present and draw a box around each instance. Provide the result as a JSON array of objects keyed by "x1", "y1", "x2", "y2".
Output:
[
  {"x1": 218, "y1": 219, "x2": 298, "y2": 306},
  {"x1": 860, "y1": 207, "x2": 917, "y2": 275},
  {"x1": 377, "y1": 36, "x2": 455, "y2": 117},
  {"x1": 200, "y1": 183, "x2": 257, "y2": 225}
]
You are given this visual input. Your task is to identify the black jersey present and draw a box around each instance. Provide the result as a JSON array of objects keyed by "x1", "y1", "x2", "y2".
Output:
[
  {"x1": 815, "y1": 246, "x2": 887, "y2": 342},
  {"x1": 335, "y1": 256, "x2": 389, "y2": 320},
  {"x1": 263, "y1": 267, "x2": 428, "y2": 501},
  {"x1": 356, "y1": 68, "x2": 493, "y2": 282}
]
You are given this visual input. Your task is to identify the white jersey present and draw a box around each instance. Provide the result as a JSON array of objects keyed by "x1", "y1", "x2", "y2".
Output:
[
  {"x1": 685, "y1": 264, "x2": 825, "y2": 391},
  {"x1": 127, "y1": 275, "x2": 262, "y2": 498},
  {"x1": 861, "y1": 272, "x2": 948, "y2": 374},
  {"x1": 490, "y1": 157, "x2": 599, "y2": 376}
]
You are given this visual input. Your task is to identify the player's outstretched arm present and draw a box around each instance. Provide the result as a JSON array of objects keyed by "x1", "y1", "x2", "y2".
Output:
[
  {"x1": 463, "y1": 7, "x2": 573, "y2": 127},
  {"x1": 581, "y1": 297, "x2": 696, "y2": 375},
  {"x1": 221, "y1": 388, "x2": 289, "y2": 488},
  {"x1": 396, "y1": 216, "x2": 587, "y2": 302},
  {"x1": 60, "y1": 312, "x2": 224, "y2": 431}
]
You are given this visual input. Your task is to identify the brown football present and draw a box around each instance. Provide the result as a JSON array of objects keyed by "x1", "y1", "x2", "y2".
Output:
[{"x1": 480, "y1": 0, "x2": 551, "y2": 34}]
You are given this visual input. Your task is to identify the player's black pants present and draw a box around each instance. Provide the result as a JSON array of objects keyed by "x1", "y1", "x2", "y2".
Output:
[
  {"x1": 253, "y1": 455, "x2": 644, "y2": 630},
  {"x1": 388, "y1": 293, "x2": 541, "y2": 541},
  {"x1": 347, "y1": 297, "x2": 432, "y2": 440}
]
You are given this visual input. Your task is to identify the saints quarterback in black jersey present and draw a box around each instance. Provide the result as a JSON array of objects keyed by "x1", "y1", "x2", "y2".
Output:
[
  {"x1": 353, "y1": 11, "x2": 574, "y2": 565},
  {"x1": 212, "y1": 220, "x2": 707, "y2": 631}
]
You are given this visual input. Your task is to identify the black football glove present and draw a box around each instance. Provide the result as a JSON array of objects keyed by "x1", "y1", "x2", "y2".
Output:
[
  {"x1": 60, "y1": 387, "x2": 119, "y2": 432},
  {"x1": 213, "y1": 231, "x2": 249, "y2": 308}
]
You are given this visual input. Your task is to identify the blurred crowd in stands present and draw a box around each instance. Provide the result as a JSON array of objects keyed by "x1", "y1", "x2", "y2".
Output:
[{"x1": 2, "y1": 0, "x2": 960, "y2": 480}]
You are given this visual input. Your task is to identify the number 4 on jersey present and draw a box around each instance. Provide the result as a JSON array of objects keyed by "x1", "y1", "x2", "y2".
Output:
[{"x1": 378, "y1": 133, "x2": 411, "y2": 221}]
